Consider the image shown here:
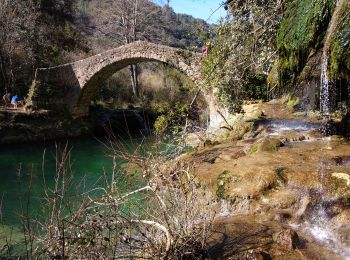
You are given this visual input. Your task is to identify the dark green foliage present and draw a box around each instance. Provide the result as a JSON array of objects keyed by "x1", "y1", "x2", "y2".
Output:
[
  {"x1": 276, "y1": 0, "x2": 336, "y2": 87},
  {"x1": 243, "y1": 73, "x2": 268, "y2": 101},
  {"x1": 29, "y1": 81, "x2": 64, "y2": 100},
  {"x1": 201, "y1": 21, "x2": 245, "y2": 113},
  {"x1": 216, "y1": 170, "x2": 230, "y2": 199},
  {"x1": 216, "y1": 170, "x2": 239, "y2": 199},
  {"x1": 329, "y1": 1, "x2": 350, "y2": 79},
  {"x1": 274, "y1": 0, "x2": 350, "y2": 100},
  {"x1": 41, "y1": 0, "x2": 76, "y2": 20},
  {"x1": 153, "y1": 102, "x2": 190, "y2": 134},
  {"x1": 27, "y1": 80, "x2": 66, "y2": 111}
]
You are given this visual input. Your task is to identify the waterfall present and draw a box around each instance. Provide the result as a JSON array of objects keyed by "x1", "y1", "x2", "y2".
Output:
[
  {"x1": 319, "y1": 0, "x2": 344, "y2": 115},
  {"x1": 320, "y1": 56, "x2": 331, "y2": 114},
  {"x1": 313, "y1": 3, "x2": 350, "y2": 257}
]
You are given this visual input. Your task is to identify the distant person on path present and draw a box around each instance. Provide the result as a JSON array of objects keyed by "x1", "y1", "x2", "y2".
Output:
[
  {"x1": 202, "y1": 41, "x2": 212, "y2": 56},
  {"x1": 11, "y1": 94, "x2": 18, "y2": 108},
  {"x1": 2, "y1": 92, "x2": 11, "y2": 107},
  {"x1": 202, "y1": 46, "x2": 208, "y2": 55}
]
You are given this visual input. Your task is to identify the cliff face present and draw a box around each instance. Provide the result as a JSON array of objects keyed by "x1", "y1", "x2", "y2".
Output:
[{"x1": 270, "y1": 0, "x2": 350, "y2": 110}]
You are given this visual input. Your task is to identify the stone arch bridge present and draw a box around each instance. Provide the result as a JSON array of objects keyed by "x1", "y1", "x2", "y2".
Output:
[{"x1": 30, "y1": 41, "x2": 225, "y2": 127}]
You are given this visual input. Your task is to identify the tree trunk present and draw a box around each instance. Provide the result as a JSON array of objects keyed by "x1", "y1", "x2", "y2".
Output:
[
  {"x1": 129, "y1": 64, "x2": 139, "y2": 97},
  {"x1": 130, "y1": 0, "x2": 139, "y2": 98},
  {"x1": 0, "y1": 53, "x2": 9, "y2": 92}
]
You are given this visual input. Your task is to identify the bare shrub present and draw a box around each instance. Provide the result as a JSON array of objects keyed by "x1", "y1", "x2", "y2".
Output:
[{"x1": 30, "y1": 140, "x2": 216, "y2": 259}]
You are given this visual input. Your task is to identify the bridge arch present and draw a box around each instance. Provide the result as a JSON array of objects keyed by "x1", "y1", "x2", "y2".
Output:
[{"x1": 32, "y1": 41, "x2": 204, "y2": 116}]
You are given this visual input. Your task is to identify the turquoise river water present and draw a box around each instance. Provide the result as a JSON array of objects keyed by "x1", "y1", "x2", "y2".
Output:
[{"x1": 0, "y1": 137, "x2": 146, "y2": 227}]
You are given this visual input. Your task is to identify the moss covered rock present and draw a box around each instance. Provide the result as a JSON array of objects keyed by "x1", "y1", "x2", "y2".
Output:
[
  {"x1": 328, "y1": 1, "x2": 350, "y2": 80},
  {"x1": 249, "y1": 137, "x2": 284, "y2": 154},
  {"x1": 274, "y1": 0, "x2": 336, "y2": 88}
]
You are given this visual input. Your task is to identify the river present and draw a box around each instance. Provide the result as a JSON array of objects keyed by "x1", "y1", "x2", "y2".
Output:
[{"x1": 0, "y1": 136, "x2": 149, "y2": 255}]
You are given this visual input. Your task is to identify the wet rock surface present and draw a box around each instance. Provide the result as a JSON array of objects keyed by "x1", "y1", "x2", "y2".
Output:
[
  {"x1": 187, "y1": 100, "x2": 350, "y2": 259},
  {"x1": 207, "y1": 216, "x2": 340, "y2": 259},
  {"x1": 273, "y1": 228, "x2": 301, "y2": 250}
]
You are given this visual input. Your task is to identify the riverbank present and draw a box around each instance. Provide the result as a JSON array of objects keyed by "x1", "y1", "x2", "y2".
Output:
[
  {"x1": 183, "y1": 99, "x2": 350, "y2": 259},
  {"x1": 0, "y1": 109, "x2": 93, "y2": 144},
  {"x1": 0, "y1": 106, "x2": 157, "y2": 145}
]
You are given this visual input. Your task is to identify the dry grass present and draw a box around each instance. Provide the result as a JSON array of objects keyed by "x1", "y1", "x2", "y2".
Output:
[{"x1": 27, "y1": 139, "x2": 217, "y2": 259}]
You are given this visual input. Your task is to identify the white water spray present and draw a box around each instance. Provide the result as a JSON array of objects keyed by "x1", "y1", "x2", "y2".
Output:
[
  {"x1": 320, "y1": 55, "x2": 331, "y2": 114},
  {"x1": 319, "y1": 0, "x2": 344, "y2": 115}
]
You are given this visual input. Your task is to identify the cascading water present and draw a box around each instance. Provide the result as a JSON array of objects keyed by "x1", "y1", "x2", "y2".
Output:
[
  {"x1": 302, "y1": 151, "x2": 350, "y2": 259},
  {"x1": 298, "y1": 25, "x2": 350, "y2": 251},
  {"x1": 282, "y1": 137, "x2": 350, "y2": 258},
  {"x1": 305, "y1": 154, "x2": 340, "y2": 254},
  {"x1": 319, "y1": 0, "x2": 343, "y2": 115},
  {"x1": 320, "y1": 55, "x2": 331, "y2": 115},
  {"x1": 264, "y1": 119, "x2": 320, "y2": 138}
]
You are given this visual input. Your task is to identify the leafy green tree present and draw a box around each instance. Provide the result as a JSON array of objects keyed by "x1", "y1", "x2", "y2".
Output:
[
  {"x1": 202, "y1": 0, "x2": 285, "y2": 112},
  {"x1": 153, "y1": 102, "x2": 190, "y2": 134}
]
